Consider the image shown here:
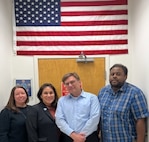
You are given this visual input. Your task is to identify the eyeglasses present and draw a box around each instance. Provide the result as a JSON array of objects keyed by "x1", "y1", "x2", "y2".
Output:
[{"x1": 64, "y1": 80, "x2": 77, "y2": 86}]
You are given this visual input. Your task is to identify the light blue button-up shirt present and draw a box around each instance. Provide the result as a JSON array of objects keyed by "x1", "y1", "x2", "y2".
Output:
[{"x1": 55, "y1": 90, "x2": 100, "y2": 137}]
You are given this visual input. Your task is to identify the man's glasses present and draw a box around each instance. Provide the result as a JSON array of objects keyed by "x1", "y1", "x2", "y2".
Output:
[{"x1": 64, "y1": 80, "x2": 77, "y2": 86}]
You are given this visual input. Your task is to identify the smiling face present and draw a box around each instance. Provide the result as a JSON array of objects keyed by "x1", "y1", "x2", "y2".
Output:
[
  {"x1": 14, "y1": 88, "x2": 28, "y2": 107},
  {"x1": 64, "y1": 76, "x2": 82, "y2": 97},
  {"x1": 40, "y1": 86, "x2": 55, "y2": 106},
  {"x1": 109, "y1": 67, "x2": 127, "y2": 92}
]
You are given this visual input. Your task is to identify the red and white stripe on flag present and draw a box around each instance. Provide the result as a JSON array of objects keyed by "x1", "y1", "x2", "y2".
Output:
[{"x1": 13, "y1": 0, "x2": 128, "y2": 55}]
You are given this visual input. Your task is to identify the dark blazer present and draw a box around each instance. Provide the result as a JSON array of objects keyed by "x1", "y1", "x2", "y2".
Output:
[{"x1": 26, "y1": 102, "x2": 60, "y2": 142}]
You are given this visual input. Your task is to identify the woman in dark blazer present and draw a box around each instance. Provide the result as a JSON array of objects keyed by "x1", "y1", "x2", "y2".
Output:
[{"x1": 26, "y1": 83, "x2": 61, "y2": 142}]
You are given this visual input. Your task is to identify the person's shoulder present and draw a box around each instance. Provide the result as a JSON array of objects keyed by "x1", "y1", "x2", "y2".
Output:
[
  {"x1": 26, "y1": 103, "x2": 41, "y2": 116},
  {"x1": 101, "y1": 84, "x2": 110, "y2": 90},
  {"x1": 57, "y1": 95, "x2": 71, "y2": 105},
  {"x1": 98, "y1": 84, "x2": 111, "y2": 93},
  {"x1": 26, "y1": 104, "x2": 35, "y2": 111},
  {"x1": 31, "y1": 103, "x2": 42, "y2": 109},
  {"x1": 84, "y1": 91, "x2": 95, "y2": 96},
  {"x1": 0, "y1": 107, "x2": 7, "y2": 113},
  {"x1": 126, "y1": 82, "x2": 143, "y2": 93},
  {"x1": 123, "y1": 83, "x2": 146, "y2": 99},
  {"x1": 0, "y1": 107, "x2": 11, "y2": 117},
  {"x1": 59, "y1": 95, "x2": 70, "y2": 100},
  {"x1": 26, "y1": 104, "x2": 32, "y2": 109},
  {"x1": 27, "y1": 103, "x2": 40, "y2": 111},
  {"x1": 83, "y1": 91, "x2": 98, "y2": 99}
]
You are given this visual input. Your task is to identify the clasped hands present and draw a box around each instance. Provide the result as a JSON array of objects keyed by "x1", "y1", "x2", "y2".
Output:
[{"x1": 70, "y1": 131, "x2": 86, "y2": 142}]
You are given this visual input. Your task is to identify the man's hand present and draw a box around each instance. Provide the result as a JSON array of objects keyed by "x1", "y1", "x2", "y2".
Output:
[{"x1": 70, "y1": 132, "x2": 86, "y2": 142}]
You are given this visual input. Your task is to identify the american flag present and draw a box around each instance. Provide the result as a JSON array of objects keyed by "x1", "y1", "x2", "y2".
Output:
[{"x1": 13, "y1": 0, "x2": 128, "y2": 55}]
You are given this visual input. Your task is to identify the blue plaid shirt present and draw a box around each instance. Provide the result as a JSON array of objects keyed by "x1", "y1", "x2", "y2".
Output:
[{"x1": 98, "y1": 82, "x2": 149, "y2": 142}]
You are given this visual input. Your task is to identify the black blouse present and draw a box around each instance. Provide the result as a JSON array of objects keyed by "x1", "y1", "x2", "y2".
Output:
[{"x1": 0, "y1": 106, "x2": 30, "y2": 142}]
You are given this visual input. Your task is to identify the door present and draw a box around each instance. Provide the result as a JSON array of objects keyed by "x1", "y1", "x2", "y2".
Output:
[{"x1": 38, "y1": 58, "x2": 105, "y2": 97}]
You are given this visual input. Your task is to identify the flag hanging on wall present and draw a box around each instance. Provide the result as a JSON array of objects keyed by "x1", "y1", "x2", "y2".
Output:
[{"x1": 13, "y1": 0, "x2": 128, "y2": 56}]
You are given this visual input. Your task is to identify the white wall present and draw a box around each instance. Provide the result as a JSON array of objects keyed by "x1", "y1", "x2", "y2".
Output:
[
  {"x1": 11, "y1": 56, "x2": 37, "y2": 105},
  {"x1": 0, "y1": 0, "x2": 13, "y2": 109},
  {"x1": 131, "y1": 0, "x2": 149, "y2": 102}
]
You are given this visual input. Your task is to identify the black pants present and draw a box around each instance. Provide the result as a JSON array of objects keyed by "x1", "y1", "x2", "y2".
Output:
[{"x1": 59, "y1": 131, "x2": 99, "y2": 142}]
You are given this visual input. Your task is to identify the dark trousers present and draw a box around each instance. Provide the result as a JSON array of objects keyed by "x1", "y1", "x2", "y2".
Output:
[{"x1": 59, "y1": 131, "x2": 99, "y2": 142}]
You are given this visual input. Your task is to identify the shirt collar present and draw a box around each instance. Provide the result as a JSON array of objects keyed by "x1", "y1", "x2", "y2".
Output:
[
  {"x1": 69, "y1": 90, "x2": 86, "y2": 99},
  {"x1": 108, "y1": 82, "x2": 128, "y2": 93}
]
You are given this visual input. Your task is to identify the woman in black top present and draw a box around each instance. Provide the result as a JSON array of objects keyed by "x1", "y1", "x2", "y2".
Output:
[
  {"x1": 26, "y1": 83, "x2": 61, "y2": 142},
  {"x1": 0, "y1": 85, "x2": 30, "y2": 142}
]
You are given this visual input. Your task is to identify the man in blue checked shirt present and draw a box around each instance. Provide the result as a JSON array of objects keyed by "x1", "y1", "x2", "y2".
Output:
[
  {"x1": 98, "y1": 64, "x2": 149, "y2": 142},
  {"x1": 55, "y1": 72, "x2": 100, "y2": 142}
]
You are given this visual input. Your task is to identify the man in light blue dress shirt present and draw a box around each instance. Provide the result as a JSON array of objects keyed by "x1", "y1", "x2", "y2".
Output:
[{"x1": 55, "y1": 72, "x2": 100, "y2": 142}]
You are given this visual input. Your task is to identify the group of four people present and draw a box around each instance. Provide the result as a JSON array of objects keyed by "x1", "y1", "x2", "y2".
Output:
[{"x1": 0, "y1": 64, "x2": 148, "y2": 142}]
